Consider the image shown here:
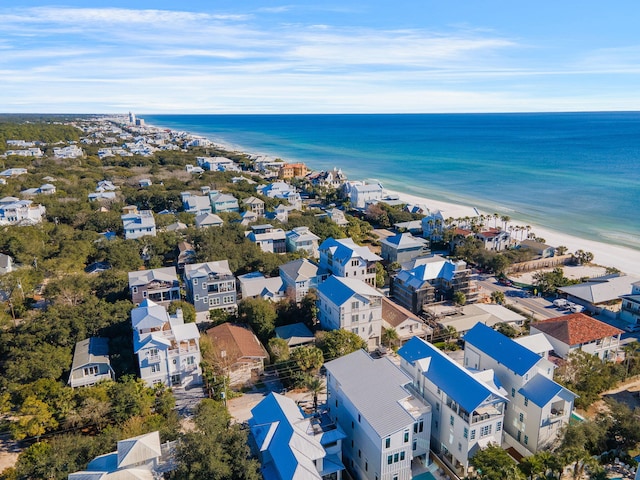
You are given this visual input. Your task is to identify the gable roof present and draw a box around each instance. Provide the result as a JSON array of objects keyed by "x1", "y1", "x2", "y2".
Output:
[
  {"x1": 557, "y1": 275, "x2": 640, "y2": 304},
  {"x1": 117, "y1": 431, "x2": 162, "y2": 469},
  {"x1": 71, "y1": 337, "x2": 111, "y2": 371},
  {"x1": 381, "y1": 297, "x2": 424, "y2": 329},
  {"x1": 398, "y1": 337, "x2": 507, "y2": 413},
  {"x1": 318, "y1": 237, "x2": 382, "y2": 264},
  {"x1": 275, "y1": 323, "x2": 315, "y2": 347},
  {"x1": 380, "y1": 232, "x2": 427, "y2": 250},
  {"x1": 324, "y1": 350, "x2": 419, "y2": 438},
  {"x1": 128, "y1": 267, "x2": 178, "y2": 287},
  {"x1": 532, "y1": 313, "x2": 623, "y2": 346},
  {"x1": 317, "y1": 275, "x2": 382, "y2": 307},
  {"x1": 464, "y1": 323, "x2": 542, "y2": 376},
  {"x1": 131, "y1": 299, "x2": 169, "y2": 331},
  {"x1": 183, "y1": 260, "x2": 232, "y2": 280},
  {"x1": 206, "y1": 323, "x2": 268, "y2": 360},
  {"x1": 279, "y1": 258, "x2": 323, "y2": 282}
]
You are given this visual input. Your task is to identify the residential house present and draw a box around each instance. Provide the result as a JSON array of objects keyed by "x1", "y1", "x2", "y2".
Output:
[
  {"x1": 88, "y1": 191, "x2": 117, "y2": 201},
  {"x1": 258, "y1": 182, "x2": 302, "y2": 210},
  {"x1": 68, "y1": 431, "x2": 174, "y2": 479},
  {"x1": 121, "y1": 209, "x2": 156, "y2": 239},
  {"x1": 181, "y1": 192, "x2": 212, "y2": 215},
  {"x1": 195, "y1": 212, "x2": 224, "y2": 228},
  {"x1": 278, "y1": 162, "x2": 308, "y2": 179},
  {"x1": 380, "y1": 233, "x2": 429, "y2": 265},
  {"x1": 206, "y1": 323, "x2": 268, "y2": 386},
  {"x1": 435, "y1": 303, "x2": 526, "y2": 338},
  {"x1": 242, "y1": 196, "x2": 265, "y2": 216},
  {"x1": 209, "y1": 191, "x2": 240, "y2": 213},
  {"x1": 317, "y1": 275, "x2": 383, "y2": 349},
  {"x1": 128, "y1": 267, "x2": 181, "y2": 307},
  {"x1": 326, "y1": 208, "x2": 349, "y2": 227},
  {"x1": 164, "y1": 221, "x2": 188, "y2": 233},
  {"x1": 350, "y1": 182, "x2": 383, "y2": 209},
  {"x1": 249, "y1": 392, "x2": 346, "y2": 480},
  {"x1": 184, "y1": 261, "x2": 237, "y2": 321},
  {"x1": 307, "y1": 167, "x2": 347, "y2": 189},
  {"x1": 197, "y1": 156, "x2": 240, "y2": 172},
  {"x1": 4, "y1": 149, "x2": 42, "y2": 157},
  {"x1": 463, "y1": 323, "x2": 576, "y2": 456},
  {"x1": 324, "y1": 349, "x2": 432, "y2": 480},
  {"x1": 132, "y1": 300, "x2": 202, "y2": 388},
  {"x1": 280, "y1": 258, "x2": 329, "y2": 303},
  {"x1": 530, "y1": 313, "x2": 624, "y2": 361},
  {"x1": 393, "y1": 220, "x2": 423, "y2": 236},
  {"x1": 0, "y1": 168, "x2": 28, "y2": 177},
  {"x1": 391, "y1": 255, "x2": 477, "y2": 314},
  {"x1": 474, "y1": 228, "x2": 511, "y2": 252},
  {"x1": 21, "y1": 183, "x2": 56, "y2": 197},
  {"x1": 0, "y1": 253, "x2": 13, "y2": 275},
  {"x1": 421, "y1": 210, "x2": 446, "y2": 241},
  {"x1": 620, "y1": 280, "x2": 640, "y2": 328},
  {"x1": 266, "y1": 204, "x2": 297, "y2": 223},
  {"x1": 0, "y1": 197, "x2": 46, "y2": 225},
  {"x1": 286, "y1": 226, "x2": 321, "y2": 257},
  {"x1": 237, "y1": 272, "x2": 286, "y2": 301},
  {"x1": 557, "y1": 274, "x2": 640, "y2": 316},
  {"x1": 318, "y1": 237, "x2": 382, "y2": 287},
  {"x1": 381, "y1": 297, "x2": 432, "y2": 344},
  {"x1": 68, "y1": 337, "x2": 115, "y2": 388},
  {"x1": 239, "y1": 210, "x2": 259, "y2": 225},
  {"x1": 275, "y1": 323, "x2": 316, "y2": 348},
  {"x1": 246, "y1": 224, "x2": 287, "y2": 253},
  {"x1": 53, "y1": 145, "x2": 83, "y2": 158},
  {"x1": 519, "y1": 239, "x2": 556, "y2": 258},
  {"x1": 398, "y1": 337, "x2": 508, "y2": 476},
  {"x1": 176, "y1": 241, "x2": 196, "y2": 272},
  {"x1": 185, "y1": 164, "x2": 204, "y2": 174},
  {"x1": 138, "y1": 178, "x2": 152, "y2": 188}
]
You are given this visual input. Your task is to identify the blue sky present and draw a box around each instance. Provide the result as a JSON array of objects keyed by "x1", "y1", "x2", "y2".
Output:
[{"x1": 2, "y1": 1, "x2": 639, "y2": 113}]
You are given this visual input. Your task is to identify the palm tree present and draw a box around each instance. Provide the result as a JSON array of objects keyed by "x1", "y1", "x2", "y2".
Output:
[
  {"x1": 305, "y1": 376, "x2": 326, "y2": 413},
  {"x1": 501, "y1": 215, "x2": 511, "y2": 230},
  {"x1": 382, "y1": 327, "x2": 400, "y2": 349},
  {"x1": 493, "y1": 213, "x2": 499, "y2": 228}
]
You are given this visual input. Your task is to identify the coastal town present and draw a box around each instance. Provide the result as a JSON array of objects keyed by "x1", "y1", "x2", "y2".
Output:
[{"x1": 0, "y1": 114, "x2": 639, "y2": 480}]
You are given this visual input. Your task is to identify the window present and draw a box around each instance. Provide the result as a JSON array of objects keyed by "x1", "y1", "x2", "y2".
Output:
[
  {"x1": 480, "y1": 425, "x2": 492, "y2": 437},
  {"x1": 470, "y1": 429, "x2": 476, "y2": 440},
  {"x1": 450, "y1": 415, "x2": 454, "y2": 426},
  {"x1": 496, "y1": 421, "x2": 502, "y2": 432},
  {"x1": 413, "y1": 441, "x2": 417, "y2": 451},
  {"x1": 458, "y1": 442, "x2": 462, "y2": 452},
  {"x1": 351, "y1": 260, "x2": 358, "y2": 267},
  {"x1": 358, "y1": 414, "x2": 361, "y2": 423},
  {"x1": 132, "y1": 286, "x2": 138, "y2": 294},
  {"x1": 435, "y1": 420, "x2": 439, "y2": 430},
  {"x1": 414, "y1": 423, "x2": 418, "y2": 433},
  {"x1": 365, "y1": 461, "x2": 368, "y2": 472},
  {"x1": 385, "y1": 437, "x2": 391, "y2": 449},
  {"x1": 404, "y1": 430, "x2": 409, "y2": 443},
  {"x1": 524, "y1": 434, "x2": 529, "y2": 445},
  {"x1": 463, "y1": 427, "x2": 468, "y2": 439},
  {"x1": 187, "y1": 356, "x2": 195, "y2": 365},
  {"x1": 519, "y1": 413, "x2": 524, "y2": 422},
  {"x1": 400, "y1": 452, "x2": 405, "y2": 461},
  {"x1": 83, "y1": 366, "x2": 98, "y2": 376},
  {"x1": 419, "y1": 420, "x2": 424, "y2": 432},
  {"x1": 394, "y1": 453, "x2": 399, "y2": 463},
  {"x1": 511, "y1": 387, "x2": 515, "y2": 397},
  {"x1": 351, "y1": 314, "x2": 359, "y2": 323},
  {"x1": 151, "y1": 364, "x2": 160, "y2": 373},
  {"x1": 358, "y1": 449, "x2": 361, "y2": 458},
  {"x1": 387, "y1": 455, "x2": 392, "y2": 465},
  {"x1": 210, "y1": 297, "x2": 220, "y2": 306},
  {"x1": 193, "y1": 278, "x2": 198, "y2": 285},
  {"x1": 436, "y1": 402, "x2": 440, "y2": 411},
  {"x1": 195, "y1": 294, "x2": 200, "y2": 301},
  {"x1": 524, "y1": 397, "x2": 529, "y2": 406},
  {"x1": 351, "y1": 301, "x2": 359, "y2": 309},
  {"x1": 351, "y1": 421, "x2": 354, "y2": 429},
  {"x1": 223, "y1": 295, "x2": 234, "y2": 304}
]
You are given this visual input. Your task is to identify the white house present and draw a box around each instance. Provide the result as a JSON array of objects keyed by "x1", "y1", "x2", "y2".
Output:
[
  {"x1": 181, "y1": 192, "x2": 212, "y2": 215},
  {"x1": 280, "y1": 258, "x2": 329, "y2": 303},
  {"x1": 53, "y1": 145, "x2": 83, "y2": 158},
  {"x1": 0, "y1": 253, "x2": 14, "y2": 275},
  {"x1": 246, "y1": 224, "x2": 287, "y2": 254},
  {"x1": 350, "y1": 182, "x2": 383, "y2": 209},
  {"x1": 121, "y1": 210, "x2": 156, "y2": 239},
  {"x1": 0, "y1": 197, "x2": 46, "y2": 225},
  {"x1": 620, "y1": 280, "x2": 640, "y2": 328},
  {"x1": 195, "y1": 212, "x2": 224, "y2": 228},
  {"x1": 318, "y1": 237, "x2": 382, "y2": 287},
  {"x1": 237, "y1": 272, "x2": 286, "y2": 302},
  {"x1": 398, "y1": 337, "x2": 508, "y2": 477},
  {"x1": 463, "y1": 323, "x2": 576, "y2": 456},
  {"x1": 131, "y1": 300, "x2": 202, "y2": 388},
  {"x1": 286, "y1": 226, "x2": 320, "y2": 257},
  {"x1": 317, "y1": 275, "x2": 383, "y2": 349},
  {"x1": 324, "y1": 349, "x2": 432, "y2": 480}
]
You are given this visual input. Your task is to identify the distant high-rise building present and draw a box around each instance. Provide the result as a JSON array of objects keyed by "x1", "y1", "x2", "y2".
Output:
[{"x1": 129, "y1": 111, "x2": 136, "y2": 124}]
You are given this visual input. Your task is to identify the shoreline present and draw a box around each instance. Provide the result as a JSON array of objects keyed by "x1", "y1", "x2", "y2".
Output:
[
  {"x1": 141, "y1": 120, "x2": 640, "y2": 277},
  {"x1": 386, "y1": 188, "x2": 640, "y2": 277}
]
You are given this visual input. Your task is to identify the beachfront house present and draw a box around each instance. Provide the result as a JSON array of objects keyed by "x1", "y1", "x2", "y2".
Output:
[
  {"x1": 398, "y1": 337, "x2": 508, "y2": 477},
  {"x1": 318, "y1": 237, "x2": 382, "y2": 287},
  {"x1": 519, "y1": 239, "x2": 556, "y2": 258},
  {"x1": 132, "y1": 300, "x2": 202, "y2": 388},
  {"x1": 183, "y1": 261, "x2": 237, "y2": 322},
  {"x1": 557, "y1": 274, "x2": 640, "y2": 316},
  {"x1": 128, "y1": 267, "x2": 181, "y2": 307},
  {"x1": 530, "y1": 313, "x2": 624, "y2": 361},
  {"x1": 350, "y1": 182, "x2": 383, "y2": 210},
  {"x1": 324, "y1": 349, "x2": 432, "y2": 480},
  {"x1": 620, "y1": 280, "x2": 640, "y2": 329},
  {"x1": 463, "y1": 323, "x2": 576, "y2": 455},
  {"x1": 316, "y1": 275, "x2": 383, "y2": 350},
  {"x1": 474, "y1": 228, "x2": 511, "y2": 251},
  {"x1": 390, "y1": 255, "x2": 477, "y2": 314}
]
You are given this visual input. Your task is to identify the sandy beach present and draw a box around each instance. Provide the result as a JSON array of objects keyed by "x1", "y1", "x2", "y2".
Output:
[{"x1": 385, "y1": 188, "x2": 640, "y2": 277}]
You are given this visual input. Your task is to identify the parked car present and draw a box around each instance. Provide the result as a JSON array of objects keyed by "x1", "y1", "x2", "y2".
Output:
[
  {"x1": 553, "y1": 298, "x2": 569, "y2": 308},
  {"x1": 568, "y1": 304, "x2": 585, "y2": 313}
]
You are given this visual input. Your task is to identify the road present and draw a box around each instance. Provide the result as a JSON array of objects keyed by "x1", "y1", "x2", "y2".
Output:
[{"x1": 476, "y1": 275, "x2": 561, "y2": 321}]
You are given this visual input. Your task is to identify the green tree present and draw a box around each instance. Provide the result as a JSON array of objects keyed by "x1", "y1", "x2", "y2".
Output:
[
  {"x1": 316, "y1": 329, "x2": 366, "y2": 360},
  {"x1": 11, "y1": 396, "x2": 58, "y2": 440},
  {"x1": 267, "y1": 337, "x2": 290, "y2": 363},
  {"x1": 452, "y1": 291, "x2": 466, "y2": 306},
  {"x1": 168, "y1": 300, "x2": 196, "y2": 323},
  {"x1": 305, "y1": 376, "x2": 326, "y2": 412},
  {"x1": 495, "y1": 322, "x2": 518, "y2": 338},
  {"x1": 238, "y1": 297, "x2": 277, "y2": 342},
  {"x1": 490, "y1": 290, "x2": 505, "y2": 305},
  {"x1": 381, "y1": 327, "x2": 400, "y2": 349},
  {"x1": 375, "y1": 261, "x2": 386, "y2": 287},
  {"x1": 470, "y1": 444, "x2": 524, "y2": 480},
  {"x1": 290, "y1": 346, "x2": 324, "y2": 374}
]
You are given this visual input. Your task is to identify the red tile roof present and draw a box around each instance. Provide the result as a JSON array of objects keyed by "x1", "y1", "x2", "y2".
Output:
[
  {"x1": 532, "y1": 313, "x2": 623, "y2": 346},
  {"x1": 206, "y1": 323, "x2": 268, "y2": 361},
  {"x1": 382, "y1": 297, "x2": 422, "y2": 328}
]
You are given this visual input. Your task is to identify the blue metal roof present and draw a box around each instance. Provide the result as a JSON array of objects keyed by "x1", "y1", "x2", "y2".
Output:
[
  {"x1": 464, "y1": 323, "x2": 541, "y2": 376},
  {"x1": 518, "y1": 374, "x2": 575, "y2": 407},
  {"x1": 398, "y1": 337, "x2": 499, "y2": 413}
]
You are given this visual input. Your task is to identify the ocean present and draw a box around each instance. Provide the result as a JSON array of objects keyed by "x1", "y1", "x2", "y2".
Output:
[{"x1": 143, "y1": 112, "x2": 640, "y2": 251}]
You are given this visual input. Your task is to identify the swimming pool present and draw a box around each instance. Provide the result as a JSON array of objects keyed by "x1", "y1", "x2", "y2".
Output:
[{"x1": 412, "y1": 472, "x2": 437, "y2": 480}]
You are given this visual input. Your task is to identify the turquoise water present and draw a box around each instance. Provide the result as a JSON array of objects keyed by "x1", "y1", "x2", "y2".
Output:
[
  {"x1": 143, "y1": 113, "x2": 640, "y2": 251},
  {"x1": 413, "y1": 472, "x2": 437, "y2": 480}
]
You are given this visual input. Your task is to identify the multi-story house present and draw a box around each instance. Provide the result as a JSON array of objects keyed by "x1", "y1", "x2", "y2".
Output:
[
  {"x1": 398, "y1": 337, "x2": 508, "y2": 477},
  {"x1": 350, "y1": 182, "x2": 383, "y2": 209},
  {"x1": 257, "y1": 182, "x2": 302, "y2": 210},
  {"x1": 280, "y1": 258, "x2": 329, "y2": 303},
  {"x1": 381, "y1": 297, "x2": 433, "y2": 344},
  {"x1": 463, "y1": 323, "x2": 576, "y2": 456},
  {"x1": 327, "y1": 208, "x2": 349, "y2": 226},
  {"x1": 391, "y1": 255, "x2": 477, "y2": 313},
  {"x1": 0, "y1": 197, "x2": 46, "y2": 225},
  {"x1": 121, "y1": 209, "x2": 156, "y2": 239},
  {"x1": 278, "y1": 162, "x2": 308, "y2": 179},
  {"x1": 324, "y1": 349, "x2": 432, "y2": 480},
  {"x1": 286, "y1": 226, "x2": 320, "y2": 257},
  {"x1": 620, "y1": 280, "x2": 640, "y2": 328},
  {"x1": 317, "y1": 275, "x2": 383, "y2": 349},
  {"x1": 181, "y1": 192, "x2": 212, "y2": 215},
  {"x1": 128, "y1": 267, "x2": 181, "y2": 307},
  {"x1": 68, "y1": 337, "x2": 115, "y2": 388},
  {"x1": 242, "y1": 196, "x2": 265, "y2": 216},
  {"x1": 209, "y1": 191, "x2": 240, "y2": 213},
  {"x1": 307, "y1": 167, "x2": 347, "y2": 189},
  {"x1": 421, "y1": 210, "x2": 446, "y2": 241},
  {"x1": 0, "y1": 253, "x2": 14, "y2": 275},
  {"x1": 246, "y1": 224, "x2": 287, "y2": 253},
  {"x1": 184, "y1": 261, "x2": 237, "y2": 321},
  {"x1": 249, "y1": 392, "x2": 346, "y2": 480},
  {"x1": 380, "y1": 233, "x2": 429, "y2": 265},
  {"x1": 195, "y1": 212, "x2": 224, "y2": 228},
  {"x1": 318, "y1": 237, "x2": 382, "y2": 287},
  {"x1": 131, "y1": 300, "x2": 201, "y2": 388},
  {"x1": 474, "y1": 228, "x2": 511, "y2": 251},
  {"x1": 530, "y1": 313, "x2": 623, "y2": 361}
]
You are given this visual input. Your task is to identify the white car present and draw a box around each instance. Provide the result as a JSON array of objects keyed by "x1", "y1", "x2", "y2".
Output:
[
  {"x1": 553, "y1": 298, "x2": 568, "y2": 308},
  {"x1": 568, "y1": 304, "x2": 585, "y2": 313}
]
